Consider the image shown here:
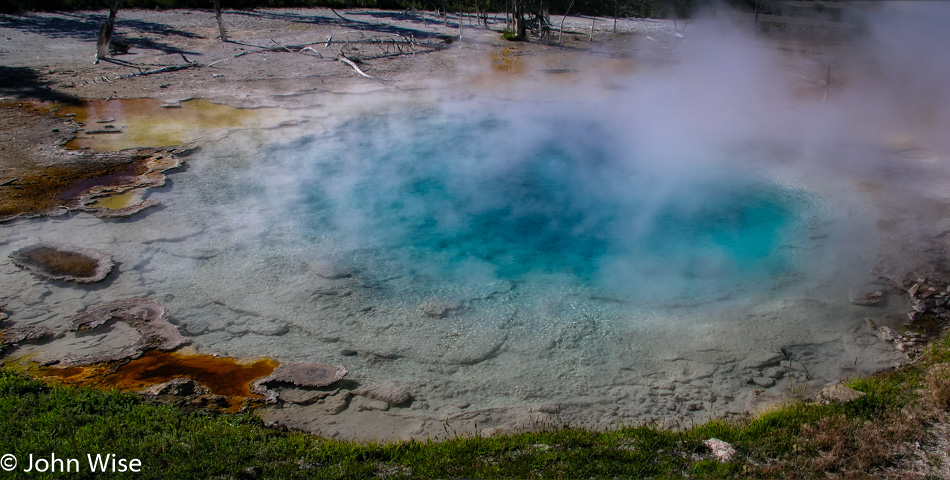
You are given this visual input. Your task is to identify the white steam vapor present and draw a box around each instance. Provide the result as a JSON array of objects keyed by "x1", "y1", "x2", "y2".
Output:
[{"x1": 224, "y1": 2, "x2": 950, "y2": 306}]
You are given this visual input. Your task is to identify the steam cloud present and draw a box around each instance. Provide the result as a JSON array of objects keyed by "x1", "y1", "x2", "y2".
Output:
[{"x1": 234, "y1": 2, "x2": 950, "y2": 309}]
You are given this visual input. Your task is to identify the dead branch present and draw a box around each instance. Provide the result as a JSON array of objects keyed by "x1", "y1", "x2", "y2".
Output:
[
  {"x1": 557, "y1": 0, "x2": 574, "y2": 45},
  {"x1": 271, "y1": 39, "x2": 294, "y2": 53},
  {"x1": 224, "y1": 35, "x2": 438, "y2": 69},
  {"x1": 232, "y1": 37, "x2": 437, "y2": 61},
  {"x1": 330, "y1": 8, "x2": 350, "y2": 22},
  {"x1": 85, "y1": 129, "x2": 123, "y2": 134},
  {"x1": 338, "y1": 55, "x2": 373, "y2": 79},
  {"x1": 115, "y1": 62, "x2": 197, "y2": 79},
  {"x1": 299, "y1": 46, "x2": 325, "y2": 59}
]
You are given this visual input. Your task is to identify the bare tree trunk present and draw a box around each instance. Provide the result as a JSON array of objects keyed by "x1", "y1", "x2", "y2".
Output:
[
  {"x1": 557, "y1": 0, "x2": 573, "y2": 45},
  {"x1": 542, "y1": 0, "x2": 550, "y2": 29},
  {"x1": 515, "y1": 0, "x2": 526, "y2": 40},
  {"x1": 95, "y1": 0, "x2": 120, "y2": 64},
  {"x1": 613, "y1": 0, "x2": 618, "y2": 33},
  {"x1": 214, "y1": 0, "x2": 229, "y2": 42}
]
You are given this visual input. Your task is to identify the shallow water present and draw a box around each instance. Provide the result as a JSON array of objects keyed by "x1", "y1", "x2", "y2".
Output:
[
  {"x1": 59, "y1": 98, "x2": 269, "y2": 152},
  {"x1": 0, "y1": 92, "x2": 909, "y2": 439}
]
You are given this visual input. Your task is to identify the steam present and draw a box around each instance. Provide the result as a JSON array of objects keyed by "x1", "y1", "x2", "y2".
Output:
[{"x1": 225, "y1": 2, "x2": 950, "y2": 311}]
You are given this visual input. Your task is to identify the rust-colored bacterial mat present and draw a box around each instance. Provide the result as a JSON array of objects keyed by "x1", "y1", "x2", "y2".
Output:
[{"x1": 37, "y1": 351, "x2": 279, "y2": 411}]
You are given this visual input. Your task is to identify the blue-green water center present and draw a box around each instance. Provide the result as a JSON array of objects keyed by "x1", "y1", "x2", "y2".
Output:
[{"x1": 291, "y1": 109, "x2": 811, "y2": 303}]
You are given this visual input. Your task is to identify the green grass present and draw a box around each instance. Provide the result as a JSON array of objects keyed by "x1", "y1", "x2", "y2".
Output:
[
  {"x1": 500, "y1": 28, "x2": 519, "y2": 40},
  {"x1": 2, "y1": 335, "x2": 948, "y2": 479}
]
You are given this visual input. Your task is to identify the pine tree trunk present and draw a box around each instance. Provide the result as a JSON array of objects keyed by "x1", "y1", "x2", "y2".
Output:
[
  {"x1": 214, "y1": 0, "x2": 229, "y2": 42},
  {"x1": 515, "y1": 0, "x2": 526, "y2": 40}
]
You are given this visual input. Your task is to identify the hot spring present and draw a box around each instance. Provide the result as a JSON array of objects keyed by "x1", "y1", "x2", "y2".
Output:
[
  {"x1": 62, "y1": 89, "x2": 904, "y2": 438},
  {"x1": 10, "y1": 5, "x2": 950, "y2": 439},
  {"x1": 282, "y1": 108, "x2": 811, "y2": 305},
  {"x1": 0, "y1": 90, "x2": 910, "y2": 439}
]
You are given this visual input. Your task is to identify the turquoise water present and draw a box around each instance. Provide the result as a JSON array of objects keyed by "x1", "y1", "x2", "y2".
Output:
[{"x1": 293, "y1": 109, "x2": 810, "y2": 304}]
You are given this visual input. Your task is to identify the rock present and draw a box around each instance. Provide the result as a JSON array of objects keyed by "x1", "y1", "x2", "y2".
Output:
[
  {"x1": 355, "y1": 381, "x2": 411, "y2": 406},
  {"x1": 140, "y1": 378, "x2": 229, "y2": 412},
  {"x1": 64, "y1": 298, "x2": 190, "y2": 365},
  {"x1": 815, "y1": 383, "x2": 866, "y2": 405},
  {"x1": 419, "y1": 298, "x2": 464, "y2": 319},
  {"x1": 277, "y1": 388, "x2": 334, "y2": 404},
  {"x1": 740, "y1": 351, "x2": 785, "y2": 369},
  {"x1": 10, "y1": 243, "x2": 114, "y2": 283},
  {"x1": 254, "y1": 363, "x2": 347, "y2": 389},
  {"x1": 323, "y1": 391, "x2": 352, "y2": 414},
  {"x1": 751, "y1": 376, "x2": 776, "y2": 388},
  {"x1": 0, "y1": 324, "x2": 53, "y2": 351},
  {"x1": 703, "y1": 438, "x2": 737, "y2": 462},
  {"x1": 909, "y1": 283, "x2": 920, "y2": 298},
  {"x1": 354, "y1": 397, "x2": 390, "y2": 412},
  {"x1": 896, "y1": 342, "x2": 915, "y2": 352},
  {"x1": 878, "y1": 326, "x2": 899, "y2": 343},
  {"x1": 143, "y1": 378, "x2": 210, "y2": 397},
  {"x1": 249, "y1": 321, "x2": 289, "y2": 336},
  {"x1": 71, "y1": 298, "x2": 189, "y2": 350},
  {"x1": 850, "y1": 290, "x2": 885, "y2": 307}
]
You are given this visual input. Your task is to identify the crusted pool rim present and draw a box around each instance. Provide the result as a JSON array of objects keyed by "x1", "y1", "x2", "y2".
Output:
[{"x1": 9, "y1": 242, "x2": 114, "y2": 283}]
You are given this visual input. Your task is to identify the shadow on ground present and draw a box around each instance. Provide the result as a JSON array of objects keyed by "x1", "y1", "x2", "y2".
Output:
[
  {"x1": 0, "y1": 12, "x2": 201, "y2": 55},
  {"x1": 0, "y1": 65, "x2": 80, "y2": 103}
]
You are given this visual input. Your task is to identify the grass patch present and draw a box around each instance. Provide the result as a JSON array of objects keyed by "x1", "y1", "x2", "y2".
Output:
[
  {"x1": 500, "y1": 29, "x2": 519, "y2": 41},
  {"x1": 3, "y1": 334, "x2": 949, "y2": 478}
]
